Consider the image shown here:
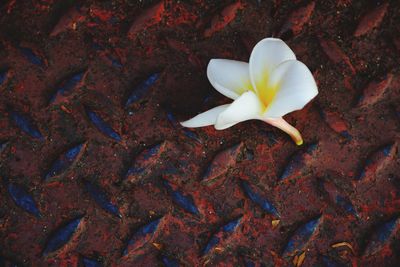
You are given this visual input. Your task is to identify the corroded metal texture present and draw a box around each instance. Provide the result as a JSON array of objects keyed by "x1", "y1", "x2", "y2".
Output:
[{"x1": 0, "y1": 0, "x2": 400, "y2": 266}]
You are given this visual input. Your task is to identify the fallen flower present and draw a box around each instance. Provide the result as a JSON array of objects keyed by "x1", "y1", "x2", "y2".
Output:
[{"x1": 180, "y1": 38, "x2": 318, "y2": 145}]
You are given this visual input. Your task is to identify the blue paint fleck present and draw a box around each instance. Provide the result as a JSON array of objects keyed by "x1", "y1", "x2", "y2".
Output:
[
  {"x1": 65, "y1": 143, "x2": 84, "y2": 160},
  {"x1": 8, "y1": 183, "x2": 41, "y2": 217},
  {"x1": 109, "y1": 55, "x2": 123, "y2": 68},
  {"x1": 318, "y1": 108, "x2": 326, "y2": 120},
  {"x1": 377, "y1": 218, "x2": 397, "y2": 243},
  {"x1": 374, "y1": 218, "x2": 397, "y2": 246},
  {"x1": 170, "y1": 191, "x2": 199, "y2": 215},
  {"x1": 321, "y1": 256, "x2": 343, "y2": 267},
  {"x1": 126, "y1": 73, "x2": 159, "y2": 107},
  {"x1": 202, "y1": 236, "x2": 220, "y2": 255},
  {"x1": 0, "y1": 70, "x2": 7, "y2": 85},
  {"x1": 91, "y1": 44, "x2": 122, "y2": 68},
  {"x1": 163, "y1": 163, "x2": 179, "y2": 175},
  {"x1": 45, "y1": 160, "x2": 65, "y2": 180},
  {"x1": 203, "y1": 217, "x2": 242, "y2": 255},
  {"x1": 241, "y1": 180, "x2": 279, "y2": 216},
  {"x1": 340, "y1": 131, "x2": 352, "y2": 140},
  {"x1": 161, "y1": 255, "x2": 179, "y2": 267},
  {"x1": 245, "y1": 149, "x2": 254, "y2": 160},
  {"x1": 357, "y1": 169, "x2": 366, "y2": 180},
  {"x1": 222, "y1": 217, "x2": 241, "y2": 232},
  {"x1": 0, "y1": 141, "x2": 7, "y2": 153},
  {"x1": 280, "y1": 143, "x2": 317, "y2": 180},
  {"x1": 166, "y1": 111, "x2": 179, "y2": 127},
  {"x1": 202, "y1": 95, "x2": 213, "y2": 105},
  {"x1": 280, "y1": 153, "x2": 303, "y2": 180},
  {"x1": 382, "y1": 144, "x2": 393, "y2": 156},
  {"x1": 43, "y1": 217, "x2": 83, "y2": 255},
  {"x1": 143, "y1": 143, "x2": 161, "y2": 160},
  {"x1": 183, "y1": 129, "x2": 202, "y2": 143},
  {"x1": 166, "y1": 110, "x2": 202, "y2": 143},
  {"x1": 49, "y1": 71, "x2": 84, "y2": 103},
  {"x1": 85, "y1": 106, "x2": 121, "y2": 142},
  {"x1": 82, "y1": 257, "x2": 102, "y2": 267},
  {"x1": 357, "y1": 95, "x2": 364, "y2": 105},
  {"x1": 364, "y1": 218, "x2": 399, "y2": 255},
  {"x1": 10, "y1": 111, "x2": 43, "y2": 140},
  {"x1": 202, "y1": 164, "x2": 212, "y2": 180},
  {"x1": 85, "y1": 181, "x2": 121, "y2": 218},
  {"x1": 125, "y1": 143, "x2": 163, "y2": 178},
  {"x1": 162, "y1": 180, "x2": 199, "y2": 215},
  {"x1": 92, "y1": 42, "x2": 103, "y2": 51},
  {"x1": 140, "y1": 219, "x2": 160, "y2": 234},
  {"x1": 283, "y1": 217, "x2": 320, "y2": 255},
  {"x1": 19, "y1": 47, "x2": 43, "y2": 66},
  {"x1": 123, "y1": 218, "x2": 161, "y2": 256},
  {"x1": 357, "y1": 144, "x2": 393, "y2": 180},
  {"x1": 306, "y1": 142, "x2": 318, "y2": 154},
  {"x1": 126, "y1": 167, "x2": 146, "y2": 176},
  {"x1": 109, "y1": 16, "x2": 119, "y2": 24},
  {"x1": 335, "y1": 195, "x2": 357, "y2": 216},
  {"x1": 45, "y1": 143, "x2": 84, "y2": 180},
  {"x1": 244, "y1": 259, "x2": 256, "y2": 267}
]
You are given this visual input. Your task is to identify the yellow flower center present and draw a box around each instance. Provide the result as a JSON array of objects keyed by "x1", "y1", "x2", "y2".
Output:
[
  {"x1": 256, "y1": 72, "x2": 279, "y2": 108},
  {"x1": 236, "y1": 72, "x2": 280, "y2": 112}
]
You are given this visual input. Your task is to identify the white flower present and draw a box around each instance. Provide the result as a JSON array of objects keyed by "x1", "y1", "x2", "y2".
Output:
[{"x1": 180, "y1": 38, "x2": 318, "y2": 145}]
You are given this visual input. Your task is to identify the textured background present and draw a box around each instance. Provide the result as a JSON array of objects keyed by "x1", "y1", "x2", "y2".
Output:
[{"x1": 0, "y1": 0, "x2": 400, "y2": 266}]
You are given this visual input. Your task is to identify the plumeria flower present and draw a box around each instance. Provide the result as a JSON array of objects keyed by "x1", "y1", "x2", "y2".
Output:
[{"x1": 180, "y1": 38, "x2": 318, "y2": 145}]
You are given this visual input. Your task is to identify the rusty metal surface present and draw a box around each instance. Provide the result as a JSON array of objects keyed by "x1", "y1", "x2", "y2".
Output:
[{"x1": 0, "y1": 0, "x2": 400, "y2": 266}]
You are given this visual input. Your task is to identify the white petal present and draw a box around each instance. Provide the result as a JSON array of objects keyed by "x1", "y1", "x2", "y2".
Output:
[
  {"x1": 249, "y1": 38, "x2": 296, "y2": 97},
  {"x1": 263, "y1": 60, "x2": 318, "y2": 118},
  {"x1": 207, "y1": 59, "x2": 253, "y2": 100},
  {"x1": 180, "y1": 104, "x2": 230, "y2": 128},
  {"x1": 215, "y1": 91, "x2": 264, "y2": 130}
]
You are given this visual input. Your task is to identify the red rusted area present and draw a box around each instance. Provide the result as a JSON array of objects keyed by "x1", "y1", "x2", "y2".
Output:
[
  {"x1": 319, "y1": 38, "x2": 356, "y2": 75},
  {"x1": 165, "y1": 38, "x2": 204, "y2": 69},
  {"x1": 127, "y1": 2, "x2": 165, "y2": 40},
  {"x1": 278, "y1": 1, "x2": 315, "y2": 37},
  {"x1": 164, "y1": 2, "x2": 198, "y2": 27},
  {"x1": 354, "y1": 144, "x2": 396, "y2": 183},
  {"x1": 204, "y1": 1, "x2": 244, "y2": 38},
  {"x1": 322, "y1": 111, "x2": 349, "y2": 135},
  {"x1": 0, "y1": 1, "x2": 400, "y2": 266},
  {"x1": 357, "y1": 73, "x2": 393, "y2": 108},
  {"x1": 90, "y1": 7, "x2": 113, "y2": 22},
  {"x1": 201, "y1": 142, "x2": 244, "y2": 187},
  {"x1": 354, "y1": 2, "x2": 389, "y2": 37},
  {"x1": 125, "y1": 141, "x2": 180, "y2": 184},
  {"x1": 50, "y1": 6, "x2": 87, "y2": 37},
  {"x1": 6, "y1": 0, "x2": 17, "y2": 14}
]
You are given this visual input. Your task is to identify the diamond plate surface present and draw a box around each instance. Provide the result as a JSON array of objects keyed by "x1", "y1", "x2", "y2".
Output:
[{"x1": 0, "y1": 0, "x2": 400, "y2": 266}]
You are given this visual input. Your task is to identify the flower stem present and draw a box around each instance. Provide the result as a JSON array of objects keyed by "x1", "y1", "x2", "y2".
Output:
[{"x1": 263, "y1": 117, "x2": 303, "y2": 145}]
